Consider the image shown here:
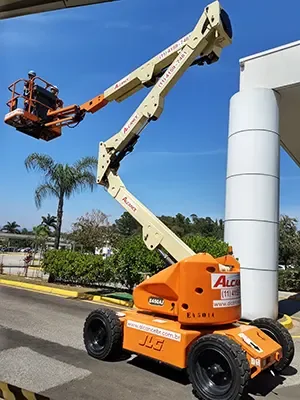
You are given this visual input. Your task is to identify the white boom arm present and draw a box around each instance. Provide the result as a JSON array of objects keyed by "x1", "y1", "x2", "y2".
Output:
[{"x1": 97, "y1": 1, "x2": 232, "y2": 262}]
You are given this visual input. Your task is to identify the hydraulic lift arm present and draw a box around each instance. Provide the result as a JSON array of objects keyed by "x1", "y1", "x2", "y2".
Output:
[
  {"x1": 5, "y1": 1, "x2": 233, "y2": 264},
  {"x1": 94, "y1": 1, "x2": 232, "y2": 263}
]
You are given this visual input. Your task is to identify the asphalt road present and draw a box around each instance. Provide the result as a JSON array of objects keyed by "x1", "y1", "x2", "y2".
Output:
[{"x1": 0, "y1": 285, "x2": 300, "y2": 400}]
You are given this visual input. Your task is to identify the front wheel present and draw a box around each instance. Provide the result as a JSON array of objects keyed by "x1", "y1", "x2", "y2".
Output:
[
  {"x1": 187, "y1": 334, "x2": 250, "y2": 400},
  {"x1": 83, "y1": 308, "x2": 123, "y2": 361},
  {"x1": 249, "y1": 317, "x2": 294, "y2": 373}
]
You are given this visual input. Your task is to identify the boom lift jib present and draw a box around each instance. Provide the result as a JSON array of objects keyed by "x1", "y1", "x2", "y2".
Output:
[{"x1": 4, "y1": 3, "x2": 295, "y2": 399}]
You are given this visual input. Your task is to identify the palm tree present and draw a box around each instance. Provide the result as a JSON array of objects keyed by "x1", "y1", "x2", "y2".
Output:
[
  {"x1": 25, "y1": 153, "x2": 98, "y2": 249},
  {"x1": 1, "y1": 221, "x2": 21, "y2": 234},
  {"x1": 41, "y1": 214, "x2": 57, "y2": 231}
]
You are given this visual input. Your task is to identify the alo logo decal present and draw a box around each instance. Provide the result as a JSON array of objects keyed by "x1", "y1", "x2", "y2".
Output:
[
  {"x1": 148, "y1": 297, "x2": 164, "y2": 306},
  {"x1": 122, "y1": 196, "x2": 137, "y2": 212},
  {"x1": 211, "y1": 273, "x2": 240, "y2": 289}
]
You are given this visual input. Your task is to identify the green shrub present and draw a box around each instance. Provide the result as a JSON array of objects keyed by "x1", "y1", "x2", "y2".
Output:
[
  {"x1": 183, "y1": 234, "x2": 228, "y2": 258},
  {"x1": 278, "y1": 268, "x2": 300, "y2": 292},
  {"x1": 42, "y1": 249, "x2": 113, "y2": 285},
  {"x1": 109, "y1": 235, "x2": 164, "y2": 291},
  {"x1": 41, "y1": 234, "x2": 229, "y2": 290}
]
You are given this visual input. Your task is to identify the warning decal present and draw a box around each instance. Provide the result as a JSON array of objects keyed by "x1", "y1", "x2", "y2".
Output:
[{"x1": 211, "y1": 273, "x2": 241, "y2": 308}]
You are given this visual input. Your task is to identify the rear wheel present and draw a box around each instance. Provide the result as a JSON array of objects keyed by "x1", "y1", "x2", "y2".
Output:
[
  {"x1": 187, "y1": 334, "x2": 250, "y2": 400},
  {"x1": 83, "y1": 308, "x2": 123, "y2": 361},
  {"x1": 249, "y1": 317, "x2": 294, "y2": 373}
]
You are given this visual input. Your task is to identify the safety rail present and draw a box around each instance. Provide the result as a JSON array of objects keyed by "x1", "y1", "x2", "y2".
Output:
[{"x1": 6, "y1": 76, "x2": 60, "y2": 116}]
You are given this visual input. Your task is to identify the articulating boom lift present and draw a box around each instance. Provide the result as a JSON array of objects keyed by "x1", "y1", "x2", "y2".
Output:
[{"x1": 5, "y1": 2, "x2": 294, "y2": 399}]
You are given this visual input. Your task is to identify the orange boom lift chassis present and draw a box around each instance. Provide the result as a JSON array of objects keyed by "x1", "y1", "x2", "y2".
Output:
[{"x1": 4, "y1": 2, "x2": 294, "y2": 399}]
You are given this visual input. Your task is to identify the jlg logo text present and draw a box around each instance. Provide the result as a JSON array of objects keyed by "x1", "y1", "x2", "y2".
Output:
[{"x1": 211, "y1": 273, "x2": 240, "y2": 289}]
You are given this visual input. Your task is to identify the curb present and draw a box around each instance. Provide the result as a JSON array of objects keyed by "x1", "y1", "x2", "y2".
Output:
[
  {"x1": 0, "y1": 279, "x2": 80, "y2": 298},
  {"x1": 92, "y1": 295, "x2": 133, "y2": 307},
  {"x1": 287, "y1": 294, "x2": 300, "y2": 301},
  {"x1": 0, "y1": 279, "x2": 134, "y2": 308},
  {"x1": 279, "y1": 314, "x2": 294, "y2": 330}
]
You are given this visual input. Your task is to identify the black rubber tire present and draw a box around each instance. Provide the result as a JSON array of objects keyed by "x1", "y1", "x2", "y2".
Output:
[
  {"x1": 187, "y1": 334, "x2": 250, "y2": 400},
  {"x1": 83, "y1": 308, "x2": 123, "y2": 361},
  {"x1": 249, "y1": 317, "x2": 294, "y2": 373}
]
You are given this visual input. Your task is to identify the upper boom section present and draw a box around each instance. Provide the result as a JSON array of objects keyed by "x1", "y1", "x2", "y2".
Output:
[{"x1": 47, "y1": 2, "x2": 232, "y2": 127}]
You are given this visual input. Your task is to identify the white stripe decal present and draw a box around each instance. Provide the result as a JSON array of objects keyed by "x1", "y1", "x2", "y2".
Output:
[{"x1": 126, "y1": 320, "x2": 181, "y2": 342}]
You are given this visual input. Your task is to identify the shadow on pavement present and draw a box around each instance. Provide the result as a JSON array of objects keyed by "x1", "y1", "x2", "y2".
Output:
[
  {"x1": 244, "y1": 365, "x2": 298, "y2": 399},
  {"x1": 279, "y1": 297, "x2": 300, "y2": 317},
  {"x1": 127, "y1": 355, "x2": 298, "y2": 398},
  {"x1": 127, "y1": 356, "x2": 190, "y2": 385}
]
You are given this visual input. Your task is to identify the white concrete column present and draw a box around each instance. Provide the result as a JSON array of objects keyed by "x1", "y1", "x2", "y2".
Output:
[{"x1": 224, "y1": 88, "x2": 280, "y2": 321}]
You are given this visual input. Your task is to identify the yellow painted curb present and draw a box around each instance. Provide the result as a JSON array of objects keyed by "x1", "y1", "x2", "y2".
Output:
[
  {"x1": 280, "y1": 314, "x2": 294, "y2": 330},
  {"x1": 92, "y1": 295, "x2": 133, "y2": 308},
  {"x1": 0, "y1": 279, "x2": 134, "y2": 307},
  {"x1": 0, "y1": 279, "x2": 79, "y2": 298},
  {"x1": 28, "y1": 266, "x2": 43, "y2": 271}
]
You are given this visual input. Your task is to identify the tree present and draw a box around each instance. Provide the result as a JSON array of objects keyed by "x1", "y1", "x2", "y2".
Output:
[
  {"x1": 25, "y1": 153, "x2": 98, "y2": 249},
  {"x1": 32, "y1": 224, "x2": 50, "y2": 253},
  {"x1": 183, "y1": 234, "x2": 228, "y2": 258},
  {"x1": 1, "y1": 221, "x2": 21, "y2": 234},
  {"x1": 189, "y1": 215, "x2": 221, "y2": 238},
  {"x1": 41, "y1": 214, "x2": 57, "y2": 232},
  {"x1": 70, "y1": 209, "x2": 118, "y2": 253},
  {"x1": 109, "y1": 234, "x2": 164, "y2": 291},
  {"x1": 279, "y1": 215, "x2": 300, "y2": 268},
  {"x1": 159, "y1": 213, "x2": 191, "y2": 237},
  {"x1": 114, "y1": 212, "x2": 141, "y2": 236}
]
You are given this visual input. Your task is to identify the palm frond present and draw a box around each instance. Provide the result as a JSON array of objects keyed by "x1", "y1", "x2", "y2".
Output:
[
  {"x1": 73, "y1": 156, "x2": 98, "y2": 172},
  {"x1": 25, "y1": 153, "x2": 55, "y2": 176},
  {"x1": 65, "y1": 171, "x2": 97, "y2": 199},
  {"x1": 35, "y1": 183, "x2": 59, "y2": 209}
]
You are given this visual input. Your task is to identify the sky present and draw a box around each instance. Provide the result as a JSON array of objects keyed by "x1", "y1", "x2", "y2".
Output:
[{"x1": 1, "y1": 0, "x2": 300, "y2": 232}]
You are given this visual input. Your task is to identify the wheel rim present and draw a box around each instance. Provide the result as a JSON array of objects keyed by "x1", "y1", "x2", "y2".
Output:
[
  {"x1": 194, "y1": 346, "x2": 233, "y2": 396},
  {"x1": 87, "y1": 317, "x2": 107, "y2": 352}
]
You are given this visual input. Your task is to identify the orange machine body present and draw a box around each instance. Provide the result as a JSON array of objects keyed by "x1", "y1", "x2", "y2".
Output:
[
  {"x1": 133, "y1": 252, "x2": 241, "y2": 326},
  {"x1": 118, "y1": 310, "x2": 282, "y2": 378},
  {"x1": 118, "y1": 252, "x2": 283, "y2": 378}
]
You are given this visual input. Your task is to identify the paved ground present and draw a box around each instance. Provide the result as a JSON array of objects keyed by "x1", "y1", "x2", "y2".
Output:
[{"x1": 0, "y1": 285, "x2": 300, "y2": 400}]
